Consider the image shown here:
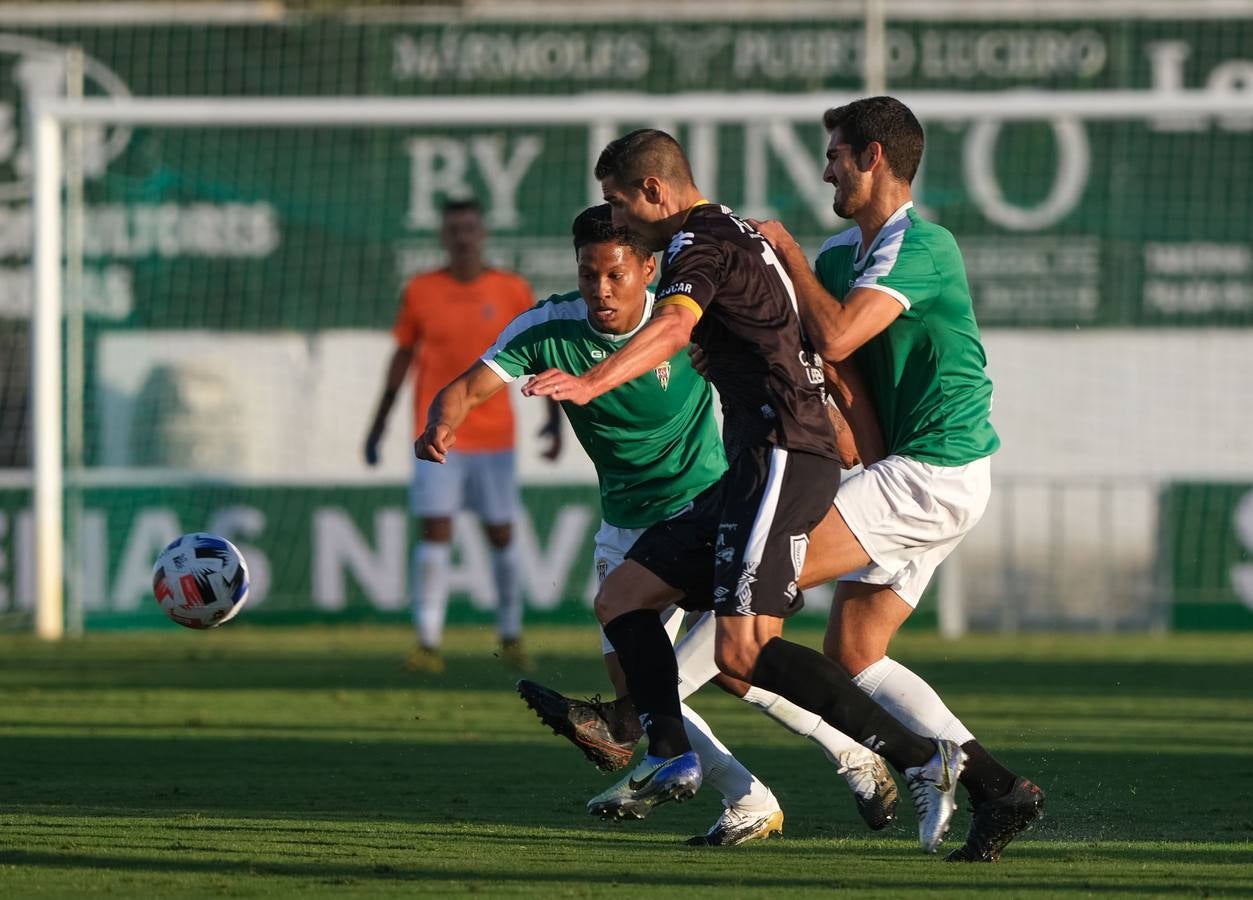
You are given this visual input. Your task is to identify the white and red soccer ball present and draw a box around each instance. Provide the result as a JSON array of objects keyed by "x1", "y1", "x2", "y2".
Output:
[{"x1": 151, "y1": 533, "x2": 250, "y2": 629}]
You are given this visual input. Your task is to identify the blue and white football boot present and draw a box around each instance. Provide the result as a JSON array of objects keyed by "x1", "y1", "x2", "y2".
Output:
[{"x1": 587, "y1": 751, "x2": 703, "y2": 821}]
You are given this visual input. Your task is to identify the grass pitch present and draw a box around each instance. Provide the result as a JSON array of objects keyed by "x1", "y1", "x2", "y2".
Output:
[{"x1": 1, "y1": 624, "x2": 1251, "y2": 898}]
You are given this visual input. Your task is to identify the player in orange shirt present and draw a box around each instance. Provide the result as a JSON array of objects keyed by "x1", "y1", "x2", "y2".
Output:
[{"x1": 364, "y1": 199, "x2": 552, "y2": 673}]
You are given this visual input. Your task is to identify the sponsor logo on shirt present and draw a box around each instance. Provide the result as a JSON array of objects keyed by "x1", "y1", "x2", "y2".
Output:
[
  {"x1": 666, "y1": 231, "x2": 695, "y2": 264},
  {"x1": 657, "y1": 281, "x2": 694, "y2": 300},
  {"x1": 798, "y1": 350, "x2": 825, "y2": 385}
]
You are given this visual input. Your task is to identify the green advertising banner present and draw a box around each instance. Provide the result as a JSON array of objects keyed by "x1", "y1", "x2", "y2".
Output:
[
  {"x1": 1164, "y1": 483, "x2": 1253, "y2": 631},
  {"x1": 0, "y1": 15, "x2": 1249, "y2": 329},
  {"x1": 0, "y1": 483, "x2": 614, "y2": 628},
  {"x1": 0, "y1": 481, "x2": 854, "y2": 630}
]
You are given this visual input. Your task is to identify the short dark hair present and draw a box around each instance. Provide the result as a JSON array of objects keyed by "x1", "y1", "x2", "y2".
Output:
[
  {"x1": 441, "y1": 197, "x2": 482, "y2": 217},
  {"x1": 594, "y1": 129, "x2": 694, "y2": 187},
  {"x1": 823, "y1": 96, "x2": 924, "y2": 184},
  {"x1": 571, "y1": 204, "x2": 652, "y2": 261}
]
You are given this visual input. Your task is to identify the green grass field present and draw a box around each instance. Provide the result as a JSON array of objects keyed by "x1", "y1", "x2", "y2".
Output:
[{"x1": 2, "y1": 624, "x2": 1251, "y2": 898}]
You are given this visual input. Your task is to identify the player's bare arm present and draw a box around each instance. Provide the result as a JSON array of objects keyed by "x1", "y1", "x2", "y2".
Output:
[
  {"x1": 415, "y1": 361, "x2": 507, "y2": 464},
  {"x1": 753, "y1": 219, "x2": 902, "y2": 363},
  {"x1": 827, "y1": 398, "x2": 861, "y2": 470},
  {"x1": 826, "y1": 358, "x2": 887, "y2": 468},
  {"x1": 364, "y1": 344, "x2": 415, "y2": 465},
  {"x1": 522, "y1": 303, "x2": 696, "y2": 405}
]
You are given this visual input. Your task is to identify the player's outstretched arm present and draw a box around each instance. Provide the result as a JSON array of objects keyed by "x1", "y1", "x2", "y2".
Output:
[
  {"x1": 754, "y1": 220, "x2": 901, "y2": 363},
  {"x1": 416, "y1": 361, "x2": 507, "y2": 464},
  {"x1": 522, "y1": 304, "x2": 696, "y2": 405},
  {"x1": 364, "y1": 344, "x2": 414, "y2": 466}
]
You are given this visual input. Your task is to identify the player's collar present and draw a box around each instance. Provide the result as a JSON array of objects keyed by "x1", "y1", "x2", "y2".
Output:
[
  {"x1": 854, "y1": 201, "x2": 914, "y2": 270},
  {"x1": 586, "y1": 290, "x2": 655, "y2": 342},
  {"x1": 678, "y1": 199, "x2": 710, "y2": 228}
]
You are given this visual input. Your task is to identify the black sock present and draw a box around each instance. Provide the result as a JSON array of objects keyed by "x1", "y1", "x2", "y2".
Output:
[
  {"x1": 602, "y1": 609, "x2": 689, "y2": 758},
  {"x1": 604, "y1": 696, "x2": 644, "y2": 744},
  {"x1": 960, "y1": 740, "x2": 1019, "y2": 805},
  {"x1": 751, "y1": 637, "x2": 935, "y2": 772}
]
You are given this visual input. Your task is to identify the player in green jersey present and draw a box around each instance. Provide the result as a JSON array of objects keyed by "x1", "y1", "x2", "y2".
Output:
[
  {"x1": 417, "y1": 204, "x2": 896, "y2": 845},
  {"x1": 752, "y1": 96, "x2": 1045, "y2": 862}
]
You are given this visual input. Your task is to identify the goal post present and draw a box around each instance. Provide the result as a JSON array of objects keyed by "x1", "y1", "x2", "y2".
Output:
[{"x1": 29, "y1": 89, "x2": 1253, "y2": 639}]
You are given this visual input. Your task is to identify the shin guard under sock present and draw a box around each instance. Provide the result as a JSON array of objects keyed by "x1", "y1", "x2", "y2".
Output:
[
  {"x1": 961, "y1": 740, "x2": 1020, "y2": 804},
  {"x1": 602, "y1": 609, "x2": 690, "y2": 758}
]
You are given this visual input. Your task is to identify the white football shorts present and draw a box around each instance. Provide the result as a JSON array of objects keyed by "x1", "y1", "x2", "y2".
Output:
[
  {"x1": 833, "y1": 454, "x2": 991, "y2": 608},
  {"x1": 410, "y1": 449, "x2": 518, "y2": 525},
  {"x1": 593, "y1": 519, "x2": 684, "y2": 654}
]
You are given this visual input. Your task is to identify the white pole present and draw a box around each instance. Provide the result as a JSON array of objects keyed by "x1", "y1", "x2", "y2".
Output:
[
  {"x1": 937, "y1": 551, "x2": 967, "y2": 639},
  {"x1": 31, "y1": 103, "x2": 63, "y2": 641},
  {"x1": 34, "y1": 90, "x2": 1253, "y2": 128},
  {"x1": 64, "y1": 47, "x2": 85, "y2": 638},
  {"x1": 864, "y1": 0, "x2": 887, "y2": 95}
]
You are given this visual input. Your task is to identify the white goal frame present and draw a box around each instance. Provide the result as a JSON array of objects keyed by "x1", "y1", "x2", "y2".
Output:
[{"x1": 30, "y1": 89, "x2": 1253, "y2": 638}]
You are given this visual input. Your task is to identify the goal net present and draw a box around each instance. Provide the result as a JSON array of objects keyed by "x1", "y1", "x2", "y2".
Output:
[{"x1": 18, "y1": 88, "x2": 1253, "y2": 636}]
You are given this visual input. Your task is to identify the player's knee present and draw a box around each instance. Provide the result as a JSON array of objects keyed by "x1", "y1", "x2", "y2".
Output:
[
  {"x1": 713, "y1": 639, "x2": 758, "y2": 682},
  {"x1": 594, "y1": 580, "x2": 636, "y2": 625},
  {"x1": 592, "y1": 590, "x2": 615, "y2": 626}
]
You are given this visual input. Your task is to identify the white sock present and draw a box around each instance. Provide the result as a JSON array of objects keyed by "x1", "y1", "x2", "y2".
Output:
[
  {"x1": 674, "y1": 611, "x2": 720, "y2": 701},
  {"x1": 741, "y1": 686, "x2": 864, "y2": 763},
  {"x1": 411, "y1": 542, "x2": 451, "y2": 649},
  {"x1": 853, "y1": 656, "x2": 975, "y2": 746},
  {"x1": 675, "y1": 611, "x2": 865, "y2": 764},
  {"x1": 490, "y1": 543, "x2": 522, "y2": 641},
  {"x1": 681, "y1": 702, "x2": 774, "y2": 810}
]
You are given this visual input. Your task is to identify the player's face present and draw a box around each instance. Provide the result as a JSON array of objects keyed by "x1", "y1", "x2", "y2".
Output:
[
  {"x1": 824, "y1": 129, "x2": 871, "y2": 219},
  {"x1": 600, "y1": 177, "x2": 668, "y2": 251},
  {"x1": 577, "y1": 242, "x2": 656, "y2": 335},
  {"x1": 440, "y1": 209, "x2": 486, "y2": 262}
]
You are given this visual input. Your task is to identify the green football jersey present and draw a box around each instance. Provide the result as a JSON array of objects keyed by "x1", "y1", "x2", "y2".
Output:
[
  {"x1": 814, "y1": 202, "x2": 999, "y2": 466},
  {"x1": 482, "y1": 289, "x2": 727, "y2": 528}
]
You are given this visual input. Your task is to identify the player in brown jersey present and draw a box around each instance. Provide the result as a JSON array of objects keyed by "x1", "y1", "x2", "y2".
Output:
[{"x1": 522, "y1": 129, "x2": 963, "y2": 854}]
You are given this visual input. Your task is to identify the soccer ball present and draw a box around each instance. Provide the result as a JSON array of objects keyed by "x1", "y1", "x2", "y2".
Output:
[{"x1": 152, "y1": 533, "x2": 250, "y2": 629}]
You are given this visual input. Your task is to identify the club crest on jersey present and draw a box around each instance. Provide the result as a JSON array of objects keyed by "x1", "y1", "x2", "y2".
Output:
[
  {"x1": 654, "y1": 361, "x2": 671, "y2": 390},
  {"x1": 666, "y1": 231, "x2": 695, "y2": 264}
]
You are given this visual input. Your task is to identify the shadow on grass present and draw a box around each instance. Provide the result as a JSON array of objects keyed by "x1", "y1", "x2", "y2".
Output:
[
  {"x1": 3, "y1": 729, "x2": 1251, "y2": 848},
  {"x1": 5, "y1": 644, "x2": 1253, "y2": 701},
  {"x1": 1, "y1": 845, "x2": 1250, "y2": 895}
]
